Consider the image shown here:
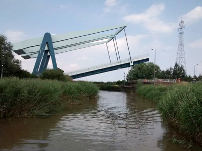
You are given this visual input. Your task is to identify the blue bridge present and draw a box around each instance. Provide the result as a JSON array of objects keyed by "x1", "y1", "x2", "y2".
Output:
[
  {"x1": 68, "y1": 57, "x2": 149, "y2": 79},
  {"x1": 12, "y1": 25, "x2": 149, "y2": 78}
]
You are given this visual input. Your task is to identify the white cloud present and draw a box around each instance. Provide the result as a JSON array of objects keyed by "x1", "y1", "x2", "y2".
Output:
[
  {"x1": 4, "y1": 30, "x2": 26, "y2": 43},
  {"x1": 104, "y1": 0, "x2": 118, "y2": 12},
  {"x1": 123, "y1": 4, "x2": 175, "y2": 33},
  {"x1": 188, "y1": 38, "x2": 202, "y2": 49},
  {"x1": 182, "y1": 6, "x2": 202, "y2": 25},
  {"x1": 105, "y1": 0, "x2": 117, "y2": 7},
  {"x1": 58, "y1": 4, "x2": 66, "y2": 9}
]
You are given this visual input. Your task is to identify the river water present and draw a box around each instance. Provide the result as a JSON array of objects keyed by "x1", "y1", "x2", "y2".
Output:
[{"x1": 0, "y1": 90, "x2": 201, "y2": 151}]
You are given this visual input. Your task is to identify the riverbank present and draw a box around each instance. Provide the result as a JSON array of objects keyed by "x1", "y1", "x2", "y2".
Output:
[
  {"x1": 136, "y1": 83, "x2": 202, "y2": 146},
  {"x1": 94, "y1": 81, "x2": 135, "y2": 91},
  {"x1": 0, "y1": 78, "x2": 98, "y2": 118},
  {"x1": 94, "y1": 82, "x2": 123, "y2": 91}
]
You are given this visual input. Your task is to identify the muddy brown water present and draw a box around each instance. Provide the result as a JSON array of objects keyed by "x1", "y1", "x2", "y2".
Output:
[{"x1": 0, "y1": 90, "x2": 201, "y2": 151}]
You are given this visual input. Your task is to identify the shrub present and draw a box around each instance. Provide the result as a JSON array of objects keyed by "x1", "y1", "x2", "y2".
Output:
[
  {"x1": 40, "y1": 69, "x2": 70, "y2": 81},
  {"x1": 16, "y1": 69, "x2": 37, "y2": 79},
  {"x1": 95, "y1": 82, "x2": 122, "y2": 91}
]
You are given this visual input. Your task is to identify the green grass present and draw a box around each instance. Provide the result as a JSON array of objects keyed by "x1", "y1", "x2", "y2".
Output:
[
  {"x1": 136, "y1": 84, "x2": 168, "y2": 102},
  {"x1": 62, "y1": 81, "x2": 99, "y2": 100},
  {"x1": 159, "y1": 83, "x2": 202, "y2": 138},
  {"x1": 0, "y1": 78, "x2": 98, "y2": 118},
  {"x1": 136, "y1": 83, "x2": 202, "y2": 145}
]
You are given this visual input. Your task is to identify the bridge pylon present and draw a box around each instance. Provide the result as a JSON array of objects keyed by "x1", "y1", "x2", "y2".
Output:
[{"x1": 32, "y1": 33, "x2": 57, "y2": 75}]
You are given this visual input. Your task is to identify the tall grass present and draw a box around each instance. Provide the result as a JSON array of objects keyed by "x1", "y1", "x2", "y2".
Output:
[
  {"x1": 136, "y1": 84, "x2": 168, "y2": 102},
  {"x1": 0, "y1": 78, "x2": 98, "y2": 118},
  {"x1": 159, "y1": 83, "x2": 202, "y2": 141},
  {"x1": 62, "y1": 81, "x2": 99, "y2": 100},
  {"x1": 136, "y1": 83, "x2": 202, "y2": 145}
]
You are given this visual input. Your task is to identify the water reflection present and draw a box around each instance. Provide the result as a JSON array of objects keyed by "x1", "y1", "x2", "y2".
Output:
[{"x1": 0, "y1": 90, "x2": 201, "y2": 151}]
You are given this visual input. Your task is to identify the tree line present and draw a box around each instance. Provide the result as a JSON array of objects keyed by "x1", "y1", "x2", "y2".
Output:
[{"x1": 127, "y1": 62, "x2": 201, "y2": 82}]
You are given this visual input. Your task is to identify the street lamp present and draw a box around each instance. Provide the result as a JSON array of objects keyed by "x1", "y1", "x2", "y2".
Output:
[
  {"x1": 1, "y1": 54, "x2": 3, "y2": 79},
  {"x1": 194, "y1": 64, "x2": 198, "y2": 77},
  {"x1": 152, "y1": 49, "x2": 157, "y2": 84},
  {"x1": 123, "y1": 72, "x2": 126, "y2": 86}
]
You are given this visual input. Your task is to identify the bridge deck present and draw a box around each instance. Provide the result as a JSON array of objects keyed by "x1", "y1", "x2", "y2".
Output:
[{"x1": 67, "y1": 56, "x2": 149, "y2": 79}]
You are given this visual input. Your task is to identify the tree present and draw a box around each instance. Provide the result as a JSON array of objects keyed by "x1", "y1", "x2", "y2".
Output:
[
  {"x1": 159, "y1": 67, "x2": 173, "y2": 79},
  {"x1": 16, "y1": 69, "x2": 37, "y2": 79},
  {"x1": 127, "y1": 63, "x2": 161, "y2": 81},
  {"x1": 198, "y1": 75, "x2": 202, "y2": 81},
  {"x1": 127, "y1": 62, "x2": 191, "y2": 82},
  {"x1": 183, "y1": 75, "x2": 193, "y2": 82},
  {"x1": 0, "y1": 35, "x2": 22, "y2": 77},
  {"x1": 172, "y1": 63, "x2": 186, "y2": 79}
]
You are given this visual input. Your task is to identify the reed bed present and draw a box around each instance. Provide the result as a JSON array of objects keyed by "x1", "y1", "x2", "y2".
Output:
[
  {"x1": 136, "y1": 83, "x2": 202, "y2": 145},
  {"x1": 136, "y1": 84, "x2": 168, "y2": 102},
  {"x1": 0, "y1": 78, "x2": 98, "y2": 118}
]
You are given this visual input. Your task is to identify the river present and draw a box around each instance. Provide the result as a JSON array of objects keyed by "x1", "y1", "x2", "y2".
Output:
[{"x1": 0, "y1": 90, "x2": 201, "y2": 151}]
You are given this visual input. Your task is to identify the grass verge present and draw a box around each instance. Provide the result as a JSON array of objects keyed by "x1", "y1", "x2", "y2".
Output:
[
  {"x1": 136, "y1": 83, "x2": 202, "y2": 146},
  {"x1": 0, "y1": 78, "x2": 98, "y2": 118}
]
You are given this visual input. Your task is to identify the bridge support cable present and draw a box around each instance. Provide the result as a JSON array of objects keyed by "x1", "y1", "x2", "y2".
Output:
[
  {"x1": 112, "y1": 38, "x2": 119, "y2": 61},
  {"x1": 106, "y1": 43, "x2": 112, "y2": 63},
  {"x1": 114, "y1": 36, "x2": 121, "y2": 61},
  {"x1": 123, "y1": 28, "x2": 132, "y2": 65}
]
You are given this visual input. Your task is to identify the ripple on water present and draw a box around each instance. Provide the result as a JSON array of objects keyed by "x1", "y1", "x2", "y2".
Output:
[{"x1": 0, "y1": 90, "x2": 201, "y2": 151}]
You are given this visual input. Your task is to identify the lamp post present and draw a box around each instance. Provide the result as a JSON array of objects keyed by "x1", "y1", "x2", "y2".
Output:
[
  {"x1": 152, "y1": 49, "x2": 157, "y2": 84},
  {"x1": 194, "y1": 64, "x2": 198, "y2": 77},
  {"x1": 1, "y1": 54, "x2": 3, "y2": 79},
  {"x1": 123, "y1": 72, "x2": 126, "y2": 86}
]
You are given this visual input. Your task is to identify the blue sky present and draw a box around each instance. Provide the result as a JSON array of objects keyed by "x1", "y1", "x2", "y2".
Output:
[{"x1": 1, "y1": 0, "x2": 202, "y2": 81}]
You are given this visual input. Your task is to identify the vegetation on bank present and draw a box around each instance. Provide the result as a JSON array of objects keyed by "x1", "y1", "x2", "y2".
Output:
[
  {"x1": 0, "y1": 78, "x2": 98, "y2": 118},
  {"x1": 0, "y1": 35, "x2": 99, "y2": 118},
  {"x1": 136, "y1": 84, "x2": 168, "y2": 102},
  {"x1": 94, "y1": 81, "x2": 125, "y2": 91},
  {"x1": 136, "y1": 83, "x2": 202, "y2": 145},
  {"x1": 40, "y1": 69, "x2": 72, "y2": 81},
  {"x1": 127, "y1": 62, "x2": 198, "y2": 82}
]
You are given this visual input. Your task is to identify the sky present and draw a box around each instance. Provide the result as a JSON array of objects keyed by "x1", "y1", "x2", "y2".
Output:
[{"x1": 0, "y1": 0, "x2": 202, "y2": 81}]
